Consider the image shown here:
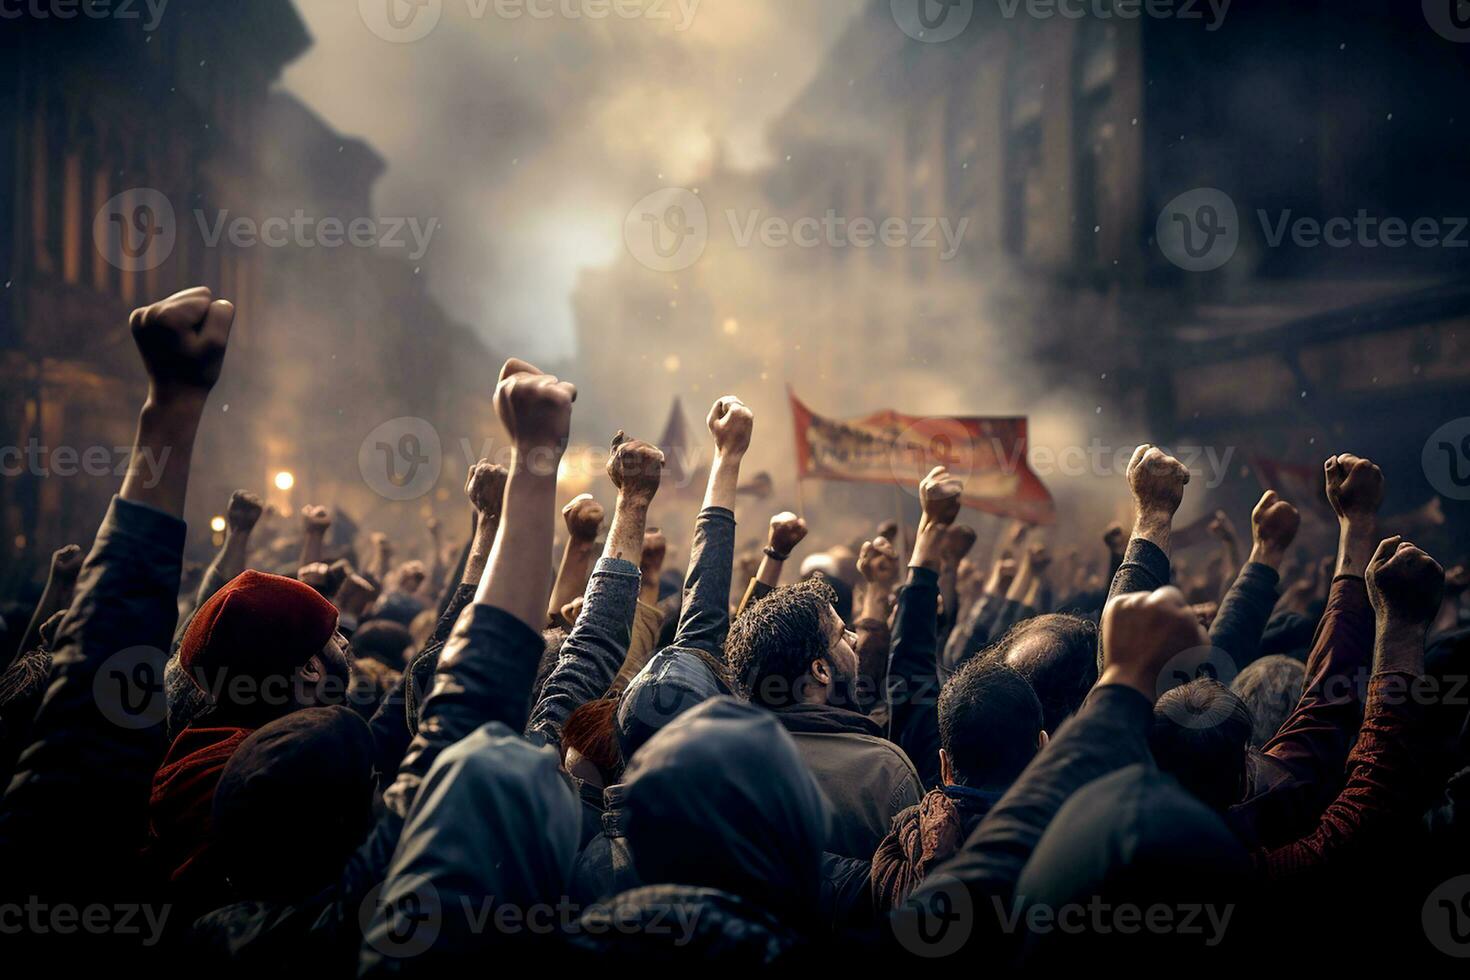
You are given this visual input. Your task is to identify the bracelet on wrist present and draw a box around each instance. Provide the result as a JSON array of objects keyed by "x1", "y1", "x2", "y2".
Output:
[{"x1": 763, "y1": 545, "x2": 790, "y2": 562}]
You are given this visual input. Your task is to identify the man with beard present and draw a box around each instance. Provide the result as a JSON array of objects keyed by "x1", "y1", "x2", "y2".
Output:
[{"x1": 725, "y1": 467, "x2": 967, "y2": 859}]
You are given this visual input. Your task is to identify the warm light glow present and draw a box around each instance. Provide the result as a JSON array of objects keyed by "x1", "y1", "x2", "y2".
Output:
[
  {"x1": 663, "y1": 355, "x2": 681, "y2": 373},
  {"x1": 210, "y1": 516, "x2": 227, "y2": 533},
  {"x1": 274, "y1": 470, "x2": 295, "y2": 491},
  {"x1": 722, "y1": 318, "x2": 739, "y2": 335}
]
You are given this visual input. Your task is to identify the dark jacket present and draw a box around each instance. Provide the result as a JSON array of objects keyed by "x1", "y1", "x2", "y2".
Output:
[
  {"x1": 773, "y1": 701, "x2": 922, "y2": 859},
  {"x1": 192, "y1": 604, "x2": 549, "y2": 971},
  {"x1": 569, "y1": 781, "x2": 639, "y2": 904},
  {"x1": 572, "y1": 698, "x2": 831, "y2": 962}
]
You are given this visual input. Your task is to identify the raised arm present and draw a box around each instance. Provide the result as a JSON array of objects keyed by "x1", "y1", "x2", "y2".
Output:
[
  {"x1": 1262, "y1": 535, "x2": 1442, "y2": 877},
  {"x1": 12, "y1": 545, "x2": 82, "y2": 668},
  {"x1": 737, "y1": 511, "x2": 808, "y2": 616},
  {"x1": 854, "y1": 535, "x2": 901, "y2": 713},
  {"x1": 547, "y1": 493, "x2": 604, "y2": 628},
  {"x1": 888, "y1": 465, "x2": 962, "y2": 790},
  {"x1": 669, "y1": 396, "x2": 752, "y2": 659},
  {"x1": 298, "y1": 505, "x2": 331, "y2": 569},
  {"x1": 525, "y1": 431, "x2": 663, "y2": 748},
  {"x1": 0, "y1": 286, "x2": 233, "y2": 893},
  {"x1": 1107, "y1": 445, "x2": 1190, "y2": 601},
  {"x1": 1209, "y1": 490, "x2": 1299, "y2": 666}
]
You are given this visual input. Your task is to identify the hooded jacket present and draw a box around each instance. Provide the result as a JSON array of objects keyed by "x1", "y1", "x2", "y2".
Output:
[
  {"x1": 571, "y1": 697, "x2": 832, "y2": 962},
  {"x1": 869, "y1": 784, "x2": 1000, "y2": 913}
]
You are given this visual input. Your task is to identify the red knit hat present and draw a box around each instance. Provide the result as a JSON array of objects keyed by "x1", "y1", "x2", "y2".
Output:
[{"x1": 180, "y1": 570, "x2": 339, "y2": 695}]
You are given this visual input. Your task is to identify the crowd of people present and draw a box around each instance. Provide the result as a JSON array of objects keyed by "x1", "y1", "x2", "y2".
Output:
[{"x1": 1, "y1": 285, "x2": 1468, "y2": 969}]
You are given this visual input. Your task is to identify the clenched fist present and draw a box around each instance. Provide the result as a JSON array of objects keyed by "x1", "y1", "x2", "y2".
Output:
[
  {"x1": 464, "y1": 459, "x2": 510, "y2": 517},
  {"x1": 1101, "y1": 585, "x2": 1210, "y2": 695},
  {"x1": 129, "y1": 287, "x2": 234, "y2": 402},
  {"x1": 1366, "y1": 536, "x2": 1444, "y2": 628},
  {"x1": 606, "y1": 430, "x2": 665, "y2": 504},
  {"x1": 707, "y1": 396, "x2": 753, "y2": 459},
  {"x1": 1207, "y1": 511, "x2": 1237, "y2": 544},
  {"x1": 858, "y1": 536, "x2": 901, "y2": 589},
  {"x1": 1127, "y1": 445, "x2": 1190, "y2": 522},
  {"x1": 640, "y1": 528, "x2": 668, "y2": 581},
  {"x1": 1024, "y1": 542, "x2": 1052, "y2": 574},
  {"x1": 1103, "y1": 522, "x2": 1127, "y2": 557},
  {"x1": 767, "y1": 511, "x2": 809, "y2": 557},
  {"x1": 941, "y1": 525, "x2": 979, "y2": 565},
  {"x1": 227, "y1": 491, "x2": 264, "y2": 534},
  {"x1": 1249, "y1": 490, "x2": 1300, "y2": 566},
  {"x1": 920, "y1": 465, "x2": 963, "y2": 527},
  {"x1": 562, "y1": 493, "x2": 605, "y2": 542},
  {"x1": 301, "y1": 505, "x2": 332, "y2": 535},
  {"x1": 49, "y1": 544, "x2": 84, "y2": 583},
  {"x1": 1325, "y1": 454, "x2": 1384, "y2": 522},
  {"x1": 494, "y1": 357, "x2": 576, "y2": 459}
]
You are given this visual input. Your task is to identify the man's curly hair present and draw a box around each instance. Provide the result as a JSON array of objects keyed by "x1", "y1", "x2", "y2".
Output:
[{"x1": 725, "y1": 576, "x2": 838, "y2": 709}]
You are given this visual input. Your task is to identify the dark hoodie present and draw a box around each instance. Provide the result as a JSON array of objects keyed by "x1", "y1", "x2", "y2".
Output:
[
  {"x1": 1015, "y1": 764, "x2": 1252, "y2": 966},
  {"x1": 571, "y1": 697, "x2": 832, "y2": 963}
]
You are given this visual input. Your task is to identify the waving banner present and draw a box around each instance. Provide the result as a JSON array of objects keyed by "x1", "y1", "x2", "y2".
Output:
[{"x1": 789, "y1": 390, "x2": 1055, "y2": 524}]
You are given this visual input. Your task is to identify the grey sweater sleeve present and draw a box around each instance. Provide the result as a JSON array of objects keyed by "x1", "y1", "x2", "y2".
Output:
[{"x1": 525, "y1": 556, "x2": 641, "y2": 748}]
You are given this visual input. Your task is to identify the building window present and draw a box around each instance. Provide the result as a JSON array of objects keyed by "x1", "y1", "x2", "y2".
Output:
[{"x1": 1004, "y1": 41, "x2": 1046, "y2": 260}]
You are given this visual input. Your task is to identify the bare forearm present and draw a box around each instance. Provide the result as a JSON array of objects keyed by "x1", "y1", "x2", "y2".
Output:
[
  {"x1": 547, "y1": 538, "x2": 597, "y2": 624},
  {"x1": 202, "y1": 531, "x2": 250, "y2": 601},
  {"x1": 120, "y1": 397, "x2": 203, "y2": 518},
  {"x1": 299, "y1": 530, "x2": 325, "y2": 568},
  {"x1": 474, "y1": 461, "x2": 559, "y2": 632},
  {"x1": 463, "y1": 514, "x2": 498, "y2": 586},
  {"x1": 15, "y1": 578, "x2": 72, "y2": 662},
  {"x1": 703, "y1": 453, "x2": 742, "y2": 512},
  {"x1": 754, "y1": 554, "x2": 784, "y2": 589},
  {"x1": 604, "y1": 496, "x2": 650, "y2": 565},
  {"x1": 1131, "y1": 511, "x2": 1172, "y2": 557},
  {"x1": 1336, "y1": 518, "x2": 1378, "y2": 579}
]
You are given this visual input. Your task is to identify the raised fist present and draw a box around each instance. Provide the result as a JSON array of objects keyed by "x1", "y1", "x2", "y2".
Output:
[
  {"x1": 297, "y1": 562, "x2": 330, "y2": 593},
  {"x1": 49, "y1": 544, "x2": 83, "y2": 583},
  {"x1": 494, "y1": 357, "x2": 576, "y2": 458},
  {"x1": 606, "y1": 430, "x2": 665, "y2": 504},
  {"x1": 1366, "y1": 536, "x2": 1445, "y2": 627},
  {"x1": 395, "y1": 560, "x2": 427, "y2": 594},
  {"x1": 129, "y1": 286, "x2": 234, "y2": 401},
  {"x1": 1324, "y1": 454, "x2": 1384, "y2": 522},
  {"x1": 1103, "y1": 522, "x2": 1127, "y2": 556},
  {"x1": 227, "y1": 490, "x2": 264, "y2": 534},
  {"x1": 1127, "y1": 445, "x2": 1190, "y2": 521},
  {"x1": 562, "y1": 493, "x2": 605, "y2": 542},
  {"x1": 464, "y1": 459, "x2": 510, "y2": 517},
  {"x1": 858, "y1": 536, "x2": 901, "y2": 589},
  {"x1": 640, "y1": 528, "x2": 668, "y2": 580},
  {"x1": 1207, "y1": 510, "x2": 1237, "y2": 544},
  {"x1": 767, "y1": 511, "x2": 809, "y2": 557},
  {"x1": 920, "y1": 465, "x2": 963, "y2": 527},
  {"x1": 301, "y1": 505, "x2": 332, "y2": 535},
  {"x1": 1250, "y1": 490, "x2": 1300, "y2": 563},
  {"x1": 1101, "y1": 585, "x2": 1210, "y2": 688},
  {"x1": 941, "y1": 525, "x2": 978, "y2": 565},
  {"x1": 707, "y1": 396, "x2": 754, "y2": 458},
  {"x1": 333, "y1": 572, "x2": 379, "y2": 616}
]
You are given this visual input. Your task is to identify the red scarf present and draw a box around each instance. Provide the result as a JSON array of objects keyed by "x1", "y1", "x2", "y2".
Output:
[{"x1": 145, "y1": 725, "x2": 254, "y2": 885}]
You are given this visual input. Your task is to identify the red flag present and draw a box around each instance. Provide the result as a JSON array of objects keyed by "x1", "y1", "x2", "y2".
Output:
[{"x1": 789, "y1": 389, "x2": 1055, "y2": 525}]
